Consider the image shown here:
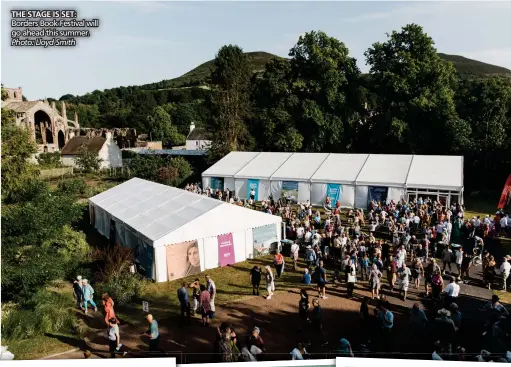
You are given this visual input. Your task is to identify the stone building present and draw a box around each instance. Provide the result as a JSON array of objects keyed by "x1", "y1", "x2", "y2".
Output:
[{"x1": 1, "y1": 86, "x2": 80, "y2": 152}]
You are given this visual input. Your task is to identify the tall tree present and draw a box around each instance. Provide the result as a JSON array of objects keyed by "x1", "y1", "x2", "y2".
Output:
[
  {"x1": 208, "y1": 45, "x2": 254, "y2": 160},
  {"x1": 145, "y1": 106, "x2": 185, "y2": 146},
  {"x1": 364, "y1": 24, "x2": 472, "y2": 154}
]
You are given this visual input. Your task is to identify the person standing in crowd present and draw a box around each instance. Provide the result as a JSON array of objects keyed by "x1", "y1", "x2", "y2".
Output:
[
  {"x1": 409, "y1": 303, "x2": 428, "y2": 347},
  {"x1": 460, "y1": 250, "x2": 473, "y2": 281},
  {"x1": 442, "y1": 245, "x2": 454, "y2": 273},
  {"x1": 290, "y1": 341, "x2": 308, "y2": 360},
  {"x1": 298, "y1": 289, "x2": 311, "y2": 333},
  {"x1": 378, "y1": 301, "x2": 394, "y2": 352},
  {"x1": 434, "y1": 308, "x2": 457, "y2": 354},
  {"x1": 290, "y1": 241, "x2": 300, "y2": 271},
  {"x1": 455, "y1": 247, "x2": 464, "y2": 276},
  {"x1": 247, "y1": 326, "x2": 265, "y2": 357},
  {"x1": 316, "y1": 260, "x2": 328, "y2": 299},
  {"x1": 443, "y1": 277, "x2": 460, "y2": 308},
  {"x1": 369, "y1": 264, "x2": 382, "y2": 299},
  {"x1": 265, "y1": 265, "x2": 275, "y2": 300},
  {"x1": 206, "y1": 275, "x2": 216, "y2": 317},
  {"x1": 177, "y1": 281, "x2": 191, "y2": 326},
  {"x1": 386, "y1": 257, "x2": 398, "y2": 292},
  {"x1": 199, "y1": 284, "x2": 211, "y2": 327},
  {"x1": 346, "y1": 259, "x2": 356, "y2": 298},
  {"x1": 189, "y1": 278, "x2": 201, "y2": 315},
  {"x1": 250, "y1": 266, "x2": 262, "y2": 295},
  {"x1": 73, "y1": 276, "x2": 84, "y2": 310},
  {"x1": 143, "y1": 314, "x2": 160, "y2": 352},
  {"x1": 310, "y1": 298, "x2": 328, "y2": 347},
  {"x1": 82, "y1": 279, "x2": 97, "y2": 315},
  {"x1": 274, "y1": 250, "x2": 285, "y2": 278},
  {"x1": 398, "y1": 263, "x2": 412, "y2": 301},
  {"x1": 500, "y1": 257, "x2": 511, "y2": 291},
  {"x1": 335, "y1": 338, "x2": 354, "y2": 357}
]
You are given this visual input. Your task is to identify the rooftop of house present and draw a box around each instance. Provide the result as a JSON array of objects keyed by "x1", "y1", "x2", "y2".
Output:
[{"x1": 186, "y1": 127, "x2": 212, "y2": 141}]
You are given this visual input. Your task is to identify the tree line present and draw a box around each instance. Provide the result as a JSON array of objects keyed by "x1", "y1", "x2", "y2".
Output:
[{"x1": 58, "y1": 24, "x2": 511, "y2": 192}]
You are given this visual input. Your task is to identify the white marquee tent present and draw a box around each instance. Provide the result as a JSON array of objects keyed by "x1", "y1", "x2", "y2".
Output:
[
  {"x1": 89, "y1": 178, "x2": 282, "y2": 282},
  {"x1": 202, "y1": 152, "x2": 464, "y2": 208}
]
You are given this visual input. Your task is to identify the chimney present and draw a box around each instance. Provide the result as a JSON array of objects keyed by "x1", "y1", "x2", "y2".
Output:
[
  {"x1": 61, "y1": 101, "x2": 67, "y2": 120},
  {"x1": 190, "y1": 122, "x2": 195, "y2": 133},
  {"x1": 51, "y1": 101, "x2": 56, "y2": 110}
]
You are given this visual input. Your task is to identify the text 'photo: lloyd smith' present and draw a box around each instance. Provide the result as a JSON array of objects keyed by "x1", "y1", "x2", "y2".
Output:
[{"x1": 1, "y1": 0, "x2": 511, "y2": 365}]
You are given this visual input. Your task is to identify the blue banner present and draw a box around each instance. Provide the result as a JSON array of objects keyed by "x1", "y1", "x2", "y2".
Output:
[
  {"x1": 248, "y1": 179, "x2": 259, "y2": 201},
  {"x1": 326, "y1": 183, "x2": 342, "y2": 206},
  {"x1": 210, "y1": 177, "x2": 224, "y2": 191}
]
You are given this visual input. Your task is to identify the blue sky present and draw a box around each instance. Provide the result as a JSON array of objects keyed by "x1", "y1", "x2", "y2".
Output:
[{"x1": 2, "y1": 1, "x2": 511, "y2": 100}]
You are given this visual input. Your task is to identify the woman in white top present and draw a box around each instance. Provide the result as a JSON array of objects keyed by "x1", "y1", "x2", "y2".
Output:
[
  {"x1": 290, "y1": 342, "x2": 308, "y2": 360},
  {"x1": 265, "y1": 266, "x2": 275, "y2": 300}
]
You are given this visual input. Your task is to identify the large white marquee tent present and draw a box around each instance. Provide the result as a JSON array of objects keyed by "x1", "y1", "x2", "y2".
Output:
[
  {"x1": 89, "y1": 178, "x2": 282, "y2": 282},
  {"x1": 202, "y1": 152, "x2": 464, "y2": 209}
]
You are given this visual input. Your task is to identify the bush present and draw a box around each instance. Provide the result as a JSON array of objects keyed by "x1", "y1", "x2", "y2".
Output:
[
  {"x1": 57, "y1": 178, "x2": 88, "y2": 197},
  {"x1": 36, "y1": 152, "x2": 62, "y2": 168},
  {"x1": 1, "y1": 290, "x2": 77, "y2": 340},
  {"x1": 96, "y1": 272, "x2": 145, "y2": 306},
  {"x1": 44, "y1": 225, "x2": 91, "y2": 272}
]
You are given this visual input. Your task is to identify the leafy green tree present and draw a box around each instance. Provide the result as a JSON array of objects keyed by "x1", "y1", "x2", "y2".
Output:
[
  {"x1": 1, "y1": 87, "x2": 8, "y2": 101},
  {"x1": 208, "y1": 45, "x2": 255, "y2": 160},
  {"x1": 145, "y1": 106, "x2": 185, "y2": 146},
  {"x1": 364, "y1": 24, "x2": 472, "y2": 154},
  {"x1": 74, "y1": 147, "x2": 103, "y2": 172}
]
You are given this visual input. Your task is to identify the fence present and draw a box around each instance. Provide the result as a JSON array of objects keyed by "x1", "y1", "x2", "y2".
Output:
[{"x1": 40, "y1": 167, "x2": 74, "y2": 179}]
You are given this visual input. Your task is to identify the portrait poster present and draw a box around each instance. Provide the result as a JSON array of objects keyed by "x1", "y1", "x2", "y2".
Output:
[
  {"x1": 217, "y1": 233, "x2": 235, "y2": 267},
  {"x1": 165, "y1": 240, "x2": 201, "y2": 281}
]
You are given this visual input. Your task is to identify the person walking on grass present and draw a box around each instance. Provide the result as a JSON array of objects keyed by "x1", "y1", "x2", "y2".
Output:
[
  {"x1": 107, "y1": 317, "x2": 126, "y2": 358},
  {"x1": 102, "y1": 293, "x2": 117, "y2": 327},
  {"x1": 73, "y1": 276, "x2": 84, "y2": 310},
  {"x1": 398, "y1": 263, "x2": 412, "y2": 301},
  {"x1": 316, "y1": 260, "x2": 328, "y2": 299},
  {"x1": 369, "y1": 264, "x2": 382, "y2": 300},
  {"x1": 346, "y1": 259, "x2": 356, "y2": 298},
  {"x1": 274, "y1": 250, "x2": 285, "y2": 278},
  {"x1": 82, "y1": 279, "x2": 97, "y2": 314},
  {"x1": 143, "y1": 314, "x2": 160, "y2": 352},
  {"x1": 178, "y1": 281, "x2": 191, "y2": 326},
  {"x1": 265, "y1": 265, "x2": 275, "y2": 300},
  {"x1": 290, "y1": 241, "x2": 300, "y2": 271},
  {"x1": 205, "y1": 274, "x2": 216, "y2": 317},
  {"x1": 310, "y1": 298, "x2": 328, "y2": 348},
  {"x1": 249, "y1": 266, "x2": 262, "y2": 295},
  {"x1": 199, "y1": 284, "x2": 211, "y2": 326},
  {"x1": 189, "y1": 278, "x2": 201, "y2": 315}
]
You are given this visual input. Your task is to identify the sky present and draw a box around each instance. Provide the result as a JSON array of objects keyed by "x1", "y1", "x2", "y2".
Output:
[{"x1": 2, "y1": 1, "x2": 511, "y2": 100}]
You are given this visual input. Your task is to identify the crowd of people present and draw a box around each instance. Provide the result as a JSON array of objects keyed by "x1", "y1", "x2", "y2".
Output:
[{"x1": 76, "y1": 183, "x2": 511, "y2": 362}]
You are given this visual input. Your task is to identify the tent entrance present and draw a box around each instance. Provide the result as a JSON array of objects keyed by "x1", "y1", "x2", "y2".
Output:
[
  {"x1": 368, "y1": 186, "x2": 388, "y2": 206},
  {"x1": 109, "y1": 219, "x2": 116, "y2": 245}
]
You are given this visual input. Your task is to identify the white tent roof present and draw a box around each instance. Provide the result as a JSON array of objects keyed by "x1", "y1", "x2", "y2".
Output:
[
  {"x1": 406, "y1": 155, "x2": 464, "y2": 191},
  {"x1": 203, "y1": 152, "x2": 463, "y2": 191},
  {"x1": 89, "y1": 178, "x2": 281, "y2": 244},
  {"x1": 202, "y1": 151, "x2": 260, "y2": 177},
  {"x1": 355, "y1": 154, "x2": 413, "y2": 187},
  {"x1": 311, "y1": 153, "x2": 369, "y2": 184},
  {"x1": 270, "y1": 153, "x2": 329, "y2": 181},
  {"x1": 235, "y1": 152, "x2": 292, "y2": 179}
]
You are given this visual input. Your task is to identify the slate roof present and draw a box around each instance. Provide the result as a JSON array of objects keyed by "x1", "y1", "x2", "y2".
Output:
[
  {"x1": 61, "y1": 136, "x2": 106, "y2": 155},
  {"x1": 2, "y1": 101, "x2": 41, "y2": 112}
]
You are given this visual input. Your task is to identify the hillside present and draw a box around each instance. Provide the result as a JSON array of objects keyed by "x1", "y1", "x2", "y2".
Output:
[{"x1": 138, "y1": 51, "x2": 511, "y2": 91}]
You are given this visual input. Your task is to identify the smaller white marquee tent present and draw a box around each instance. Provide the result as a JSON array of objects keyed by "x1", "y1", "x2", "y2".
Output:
[
  {"x1": 202, "y1": 152, "x2": 464, "y2": 209},
  {"x1": 89, "y1": 178, "x2": 282, "y2": 282}
]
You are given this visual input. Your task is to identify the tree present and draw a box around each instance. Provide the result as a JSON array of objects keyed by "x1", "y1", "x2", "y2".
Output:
[
  {"x1": 36, "y1": 151, "x2": 63, "y2": 168},
  {"x1": 74, "y1": 147, "x2": 103, "y2": 172},
  {"x1": 208, "y1": 45, "x2": 255, "y2": 160},
  {"x1": 145, "y1": 106, "x2": 185, "y2": 146},
  {"x1": 1, "y1": 87, "x2": 8, "y2": 101},
  {"x1": 364, "y1": 24, "x2": 472, "y2": 154}
]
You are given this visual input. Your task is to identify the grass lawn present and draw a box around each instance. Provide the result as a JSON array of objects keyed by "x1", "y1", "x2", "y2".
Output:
[
  {"x1": 116, "y1": 254, "x2": 304, "y2": 328},
  {"x1": 4, "y1": 334, "x2": 83, "y2": 360}
]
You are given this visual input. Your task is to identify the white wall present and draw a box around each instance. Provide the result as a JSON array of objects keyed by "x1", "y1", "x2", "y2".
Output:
[
  {"x1": 186, "y1": 139, "x2": 212, "y2": 150},
  {"x1": 355, "y1": 185, "x2": 369, "y2": 209},
  {"x1": 99, "y1": 139, "x2": 123, "y2": 169},
  {"x1": 235, "y1": 179, "x2": 248, "y2": 199},
  {"x1": 62, "y1": 155, "x2": 78, "y2": 167}
]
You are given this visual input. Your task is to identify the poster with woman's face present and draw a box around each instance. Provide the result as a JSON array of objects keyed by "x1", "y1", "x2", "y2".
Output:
[{"x1": 165, "y1": 240, "x2": 201, "y2": 281}]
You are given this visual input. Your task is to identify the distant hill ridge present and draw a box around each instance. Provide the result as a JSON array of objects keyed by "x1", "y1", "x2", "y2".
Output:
[{"x1": 140, "y1": 51, "x2": 511, "y2": 91}]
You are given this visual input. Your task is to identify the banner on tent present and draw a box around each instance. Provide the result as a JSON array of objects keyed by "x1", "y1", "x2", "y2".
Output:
[
  {"x1": 248, "y1": 179, "x2": 259, "y2": 201},
  {"x1": 217, "y1": 233, "x2": 235, "y2": 267},
  {"x1": 326, "y1": 183, "x2": 342, "y2": 206},
  {"x1": 252, "y1": 224, "x2": 278, "y2": 258},
  {"x1": 368, "y1": 186, "x2": 389, "y2": 206},
  {"x1": 165, "y1": 240, "x2": 201, "y2": 280},
  {"x1": 210, "y1": 177, "x2": 224, "y2": 191},
  {"x1": 282, "y1": 181, "x2": 299, "y2": 203}
]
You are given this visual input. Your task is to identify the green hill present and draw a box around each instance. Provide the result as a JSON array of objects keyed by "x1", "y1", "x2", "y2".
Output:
[
  {"x1": 438, "y1": 53, "x2": 511, "y2": 78},
  {"x1": 139, "y1": 51, "x2": 511, "y2": 91}
]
